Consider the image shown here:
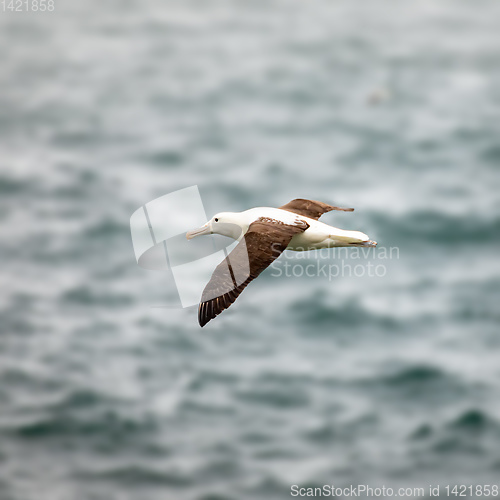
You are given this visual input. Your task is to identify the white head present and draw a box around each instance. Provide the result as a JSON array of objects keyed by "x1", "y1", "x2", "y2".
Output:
[{"x1": 186, "y1": 212, "x2": 246, "y2": 240}]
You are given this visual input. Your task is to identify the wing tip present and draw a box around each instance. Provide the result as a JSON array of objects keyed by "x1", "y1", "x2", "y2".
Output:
[
  {"x1": 198, "y1": 302, "x2": 210, "y2": 327},
  {"x1": 198, "y1": 283, "x2": 250, "y2": 327},
  {"x1": 198, "y1": 300, "x2": 221, "y2": 327}
]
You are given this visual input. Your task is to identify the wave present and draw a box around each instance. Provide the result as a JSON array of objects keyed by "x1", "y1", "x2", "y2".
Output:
[
  {"x1": 289, "y1": 292, "x2": 402, "y2": 332},
  {"x1": 12, "y1": 405, "x2": 157, "y2": 442},
  {"x1": 146, "y1": 149, "x2": 185, "y2": 169},
  {"x1": 61, "y1": 285, "x2": 134, "y2": 307},
  {"x1": 235, "y1": 384, "x2": 310, "y2": 410},
  {"x1": 0, "y1": 175, "x2": 33, "y2": 196},
  {"x1": 379, "y1": 365, "x2": 445, "y2": 386},
  {"x1": 83, "y1": 218, "x2": 130, "y2": 239},
  {"x1": 410, "y1": 408, "x2": 500, "y2": 460},
  {"x1": 77, "y1": 465, "x2": 192, "y2": 487}
]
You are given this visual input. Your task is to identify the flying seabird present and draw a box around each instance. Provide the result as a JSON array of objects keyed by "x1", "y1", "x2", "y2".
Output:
[{"x1": 186, "y1": 198, "x2": 377, "y2": 327}]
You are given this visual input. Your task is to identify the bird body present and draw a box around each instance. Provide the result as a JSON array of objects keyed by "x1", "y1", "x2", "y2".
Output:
[
  {"x1": 188, "y1": 206, "x2": 373, "y2": 250},
  {"x1": 186, "y1": 198, "x2": 377, "y2": 326}
]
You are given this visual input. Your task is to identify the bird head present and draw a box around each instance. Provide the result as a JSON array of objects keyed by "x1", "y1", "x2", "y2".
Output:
[{"x1": 186, "y1": 212, "x2": 245, "y2": 240}]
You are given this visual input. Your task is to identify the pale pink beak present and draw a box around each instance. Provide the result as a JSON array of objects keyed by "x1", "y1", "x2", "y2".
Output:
[{"x1": 186, "y1": 222, "x2": 211, "y2": 240}]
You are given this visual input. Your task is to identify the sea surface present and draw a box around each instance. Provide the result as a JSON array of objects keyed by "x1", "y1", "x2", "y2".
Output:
[{"x1": 1, "y1": 1, "x2": 500, "y2": 499}]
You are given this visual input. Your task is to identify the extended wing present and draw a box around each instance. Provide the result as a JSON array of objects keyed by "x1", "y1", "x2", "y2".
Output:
[
  {"x1": 279, "y1": 198, "x2": 354, "y2": 220},
  {"x1": 198, "y1": 217, "x2": 309, "y2": 327}
]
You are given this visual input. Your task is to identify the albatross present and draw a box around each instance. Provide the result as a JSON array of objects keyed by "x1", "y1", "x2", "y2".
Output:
[{"x1": 186, "y1": 198, "x2": 377, "y2": 327}]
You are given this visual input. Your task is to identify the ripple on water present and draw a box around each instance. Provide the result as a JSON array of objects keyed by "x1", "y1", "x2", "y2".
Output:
[
  {"x1": 77, "y1": 464, "x2": 193, "y2": 487},
  {"x1": 370, "y1": 210, "x2": 500, "y2": 246},
  {"x1": 429, "y1": 409, "x2": 500, "y2": 461},
  {"x1": 13, "y1": 406, "x2": 158, "y2": 445},
  {"x1": 290, "y1": 292, "x2": 401, "y2": 333},
  {"x1": 234, "y1": 382, "x2": 311, "y2": 410},
  {"x1": 0, "y1": 175, "x2": 33, "y2": 196},
  {"x1": 147, "y1": 149, "x2": 185, "y2": 168},
  {"x1": 61, "y1": 285, "x2": 134, "y2": 308},
  {"x1": 356, "y1": 363, "x2": 471, "y2": 407}
]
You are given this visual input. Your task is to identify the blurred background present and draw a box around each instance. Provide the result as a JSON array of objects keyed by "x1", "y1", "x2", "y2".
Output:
[{"x1": 1, "y1": 0, "x2": 500, "y2": 499}]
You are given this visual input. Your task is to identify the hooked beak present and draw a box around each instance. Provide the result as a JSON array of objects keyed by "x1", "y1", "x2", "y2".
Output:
[
  {"x1": 333, "y1": 229, "x2": 377, "y2": 247},
  {"x1": 352, "y1": 240, "x2": 378, "y2": 247},
  {"x1": 357, "y1": 240, "x2": 377, "y2": 247},
  {"x1": 186, "y1": 222, "x2": 211, "y2": 240}
]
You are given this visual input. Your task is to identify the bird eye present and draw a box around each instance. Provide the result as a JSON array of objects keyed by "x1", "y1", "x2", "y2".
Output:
[{"x1": 214, "y1": 218, "x2": 219, "y2": 222}]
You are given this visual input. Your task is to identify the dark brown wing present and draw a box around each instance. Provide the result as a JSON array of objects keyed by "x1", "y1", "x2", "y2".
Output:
[
  {"x1": 279, "y1": 198, "x2": 354, "y2": 220},
  {"x1": 198, "y1": 217, "x2": 309, "y2": 327}
]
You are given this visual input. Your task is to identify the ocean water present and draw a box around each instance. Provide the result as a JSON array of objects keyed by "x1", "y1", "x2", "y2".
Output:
[{"x1": 1, "y1": 0, "x2": 500, "y2": 499}]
